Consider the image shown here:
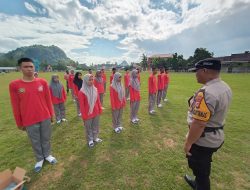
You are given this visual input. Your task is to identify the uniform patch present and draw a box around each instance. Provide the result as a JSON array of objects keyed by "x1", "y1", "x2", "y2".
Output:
[
  {"x1": 191, "y1": 90, "x2": 211, "y2": 122},
  {"x1": 18, "y1": 88, "x2": 25, "y2": 93},
  {"x1": 38, "y1": 85, "x2": 43, "y2": 92}
]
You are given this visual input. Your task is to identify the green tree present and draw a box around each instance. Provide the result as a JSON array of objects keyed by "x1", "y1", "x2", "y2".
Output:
[
  {"x1": 140, "y1": 54, "x2": 148, "y2": 70},
  {"x1": 192, "y1": 48, "x2": 214, "y2": 63}
]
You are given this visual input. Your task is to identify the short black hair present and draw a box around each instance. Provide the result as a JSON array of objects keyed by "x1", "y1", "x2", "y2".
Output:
[
  {"x1": 17, "y1": 57, "x2": 34, "y2": 66},
  {"x1": 152, "y1": 67, "x2": 156, "y2": 71},
  {"x1": 112, "y1": 67, "x2": 116, "y2": 71}
]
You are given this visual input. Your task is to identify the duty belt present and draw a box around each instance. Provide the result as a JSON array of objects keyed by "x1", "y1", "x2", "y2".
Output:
[{"x1": 201, "y1": 126, "x2": 224, "y2": 137}]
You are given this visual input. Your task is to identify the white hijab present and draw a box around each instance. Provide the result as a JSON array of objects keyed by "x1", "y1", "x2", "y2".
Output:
[
  {"x1": 111, "y1": 72, "x2": 125, "y2": 101},
  {"x1": 80, "y1": 74, "x2": 98, "y2": 115},
  {"x1": 130, "y1": 69, "x2": 140, "y2": 91}
]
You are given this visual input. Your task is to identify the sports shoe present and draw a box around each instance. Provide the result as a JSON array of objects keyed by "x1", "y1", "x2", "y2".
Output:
[
  {"x1": 164, "y1": 98, "x2": 168, "y2": 102},
  {"x1": 34, "y1": 159, "x2": 44, "y2": 173},
  {"x1": 56, "y1": 120, "x2": 61, "y2": 124},
  {"x1": 114, "y1": 128, "x2": 121, "y2": 133},
  {"x1": 88, "y1": 141, "x2": 94, "y2": 148},
  {"x1": 184, "y1": 174, "x2": 196, "y2": 189},
  {"x1": 94, "y1": 138, "x2": 103, "y2": 143},
  {"x1": 45, "y1": 155, "x2": 57, "y2": 164},
  {"x1": 157, "y1": 104, "x2": 163, "y2": 108},
  {"x1": 61, "y1": 118, "x2": 67, "y2": 122}
]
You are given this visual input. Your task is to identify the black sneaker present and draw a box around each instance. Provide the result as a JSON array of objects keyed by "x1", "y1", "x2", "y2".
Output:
[{"x1": 184, "y1": 174, "x2": 196, "y2": 189}]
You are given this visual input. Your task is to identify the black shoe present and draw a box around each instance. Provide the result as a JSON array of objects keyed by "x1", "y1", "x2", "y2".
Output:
[{"x1": 184, "y1": 174, "x2": 196, "y2": 189}]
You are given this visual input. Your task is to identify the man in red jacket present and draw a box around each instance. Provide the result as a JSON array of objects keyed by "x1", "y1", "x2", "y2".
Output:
[
  {"x1": 148, "y1": 67, "x2": 158, "y2": 114},
  {"x1": 9, "y1": 58, "x2": 57, "y2": 173}
]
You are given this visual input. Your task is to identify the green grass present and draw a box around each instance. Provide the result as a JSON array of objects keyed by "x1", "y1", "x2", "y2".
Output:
[{"x1": 0, "y1": 71, "x2": 250, "y2": 190}]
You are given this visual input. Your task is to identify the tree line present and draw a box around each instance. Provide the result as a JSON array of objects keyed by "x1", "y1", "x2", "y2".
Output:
[{"x1": 140, "y1": 48, "x2": 214, "y2": 71}]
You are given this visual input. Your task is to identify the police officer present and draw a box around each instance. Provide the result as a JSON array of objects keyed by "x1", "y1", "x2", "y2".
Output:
[{"x1": 184, "y1": 58, "x2": 232, "y2": 190}]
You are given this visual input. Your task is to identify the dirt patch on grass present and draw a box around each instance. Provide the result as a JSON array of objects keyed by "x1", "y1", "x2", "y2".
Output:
[
  {"x1": 29, "y1": 162, "x2": 65, "y2": 190},
  {"x1": 163, "y1": 138, "x2": 177, "y2": 148}
]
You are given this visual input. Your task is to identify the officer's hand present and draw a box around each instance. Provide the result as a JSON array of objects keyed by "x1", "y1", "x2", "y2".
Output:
[{"x1": 184, "y1": 142, "x2": 192, "y2": 156}]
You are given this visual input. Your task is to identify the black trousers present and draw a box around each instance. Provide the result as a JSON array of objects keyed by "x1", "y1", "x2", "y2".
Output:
[
  {"x1": 187, "y1": 144, "x2": 219, "y2": 190},
  {"x1": 66, "y1": 81, "x2": 69, "y2": 94}
]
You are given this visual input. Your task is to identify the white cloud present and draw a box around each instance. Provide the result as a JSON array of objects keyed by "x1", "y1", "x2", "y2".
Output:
[
  {"x1": 24, "y1": 2, "x2": 37, "y2": 14},
  {"x1": 1, "y1": 0, "x2": 250, "y2": 65}
]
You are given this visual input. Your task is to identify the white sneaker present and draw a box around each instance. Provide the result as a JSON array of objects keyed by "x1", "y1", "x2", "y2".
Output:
[
  {"x1": 115, "y1": 128, "x2": 121, "y2": 133},
  {"x1": 88, "y1": 140, "x2": 94, "y2": 147},
  {"x1": 164, "y1": 98, "x2": 168, "y2": 102},
  {"x1": 101, "y1": 107, "x2": 105, "y2": 110},
  {"x1": 56, "y1": 120, "x2": 61, "y2": 124},
  {"x1": 131, "y1": 119, "x2": 138, "y2": 124},
  {"x1": 157, "y1": 104, "x2": 163, "y2": 108},
  {"x1": 126, "y1": 98, "x2": 130, "y2": 101},
  {"x1": 45, "y1": 155, "x2": 57, "y2": 164},
  {"x1": 78, "y1": 113, "x2": 82, "y2": 117},
  {"x1": 135, "y1": 118, "x2": 140, "y2": 122},
  {"x1": 149, "y1": 110, "x2": 155, "y2": 114},
  {"x1": 34, "y1": 159, "x2": 44, "y2": 173},
  {"x1": 118, "y1": 127, "x2": 123, "y2": 131},
  {"x1": 61, "y1": 118, "x2": 67, "y2": 122},
  {"x1": 152, "y1": 110, "x2": 156, "y2": 113},
  {"x1": 94, "y1": 138, "x2": 103, "y2": 143}
]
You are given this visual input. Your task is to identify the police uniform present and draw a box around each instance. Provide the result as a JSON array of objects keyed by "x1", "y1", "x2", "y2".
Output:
[{"x1": 185, "y1": 59, "x2": 232, "y2": 190}]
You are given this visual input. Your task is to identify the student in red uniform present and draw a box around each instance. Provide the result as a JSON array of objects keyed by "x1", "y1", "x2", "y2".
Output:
[
  {"x1": 73, "y1": 72, "x2": 83, "y2": 117},
  {"x1": 49, "y1": 74, "x2": 67, "y2": 124},
  {"x1": 110, "y1": 67, "x2": 116, "y2": 84},
  {"x1": 68, "y1": 69, "x2": 75, "y2": 101},
  {"x1": 162, "y1": 68, "x2": 170, "y2": 102},
  {"x1": 136, "y1": 68, "x2": 141, "y2": 83},
  {"x1": 101, "y1": 68, "x2": 107, "y2": 93},
  {"x1": 94, "y1": 70, "x2": 105, "y2": 109},
  {"x1": 157, "y1": 67, "x2": 165, "y2": 108},
  {"x1": 148, "y1": 67, "x2": 158, "y2": 114},
  {"x1": 78, "y1": 74, "x2": 103, "y2": 148},
  {"x1": 124, "y1": 68, "x2": 130, "y2": 101},
  {"x1": 34, "y1": 72, "x2": 39, "y2": 78},
  {"x1": 110, "y1": 72, "x2": 126, "y2": 133},
  {"x1": 9, "y1": 58, "x2": 57, "y2": 173},
  {"x1": 130, "y1": 69, "x2": 141, "y2": 124},
  {"x1": 64, "y1": 70, "x2": 69, "y2": 94}
]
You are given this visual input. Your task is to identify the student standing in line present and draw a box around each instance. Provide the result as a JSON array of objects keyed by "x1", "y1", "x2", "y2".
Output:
[
  {"x1": 148, "y1": 67, "x2": 158, "y2": 114},
  {"x1": 101, "y1": 68, "x2": 107, "y2": 93},
  {"x1": 110, "y1": 67, "x2": 116, "y2": 84},
  {"x1": 129, "y1": 69, "x2": 141, "y2": 124},
  {"x1": 73, "y1": 72, "x2": 83, "y2": 117},
  {"x1": 162, "y1": 68, "x2": 170, "y2": 102},
  {"x1": 136, "y1": 68, "x2": 141, "y2": 83},
  {"x1": 68, "y1": 69, "x2": 75, "y2": 101},
  {"x1": 124, "y1": 68, "x2": 130, "y2": 101},
  {"x1": 78, "y1": 74, "x2": 103, "y2": 148},
  {"x1": 157, "y1": 67, "x2": 165, "y2": 108},
  {"x1": 94, "y1": 70, "x2": 105, "y2": 109},
  {"x1": 49, "y1": 74, "x2": 67, "y2": 124},
  {"x1": 9, "y1": 57, "x2": 57, "y2": 173},
  {"x1": 64, "y1": 70, "x2": 69, "y2": 94},
  {"x1": 110, "y1": 72, "x2": 126, "y2": 133}
]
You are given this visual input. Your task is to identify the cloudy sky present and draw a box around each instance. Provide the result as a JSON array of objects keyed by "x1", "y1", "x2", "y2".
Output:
[{"x1": 0, "y1": 0, "x2": 249, "y2": 65}]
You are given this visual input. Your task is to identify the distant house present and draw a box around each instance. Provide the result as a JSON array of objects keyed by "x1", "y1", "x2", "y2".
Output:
[
  {"x1": 216, "y1": 51, "x2": 250, "y2": 73},
  {"x1": 0, "y1": 67, "x2": 17, "y2": 73},
  {"x1": 147, "y1": 54, "x2": 173, "y2": 69}
]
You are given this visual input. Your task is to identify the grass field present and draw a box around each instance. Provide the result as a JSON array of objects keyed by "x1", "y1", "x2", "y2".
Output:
[{"x1": 0, "y1": 71, "x2": 250, "y2": 190}]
